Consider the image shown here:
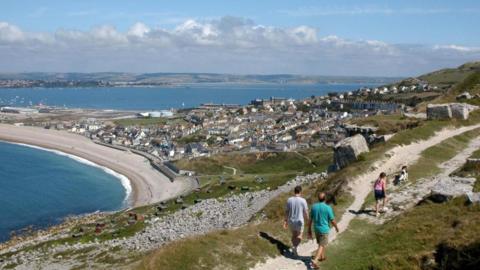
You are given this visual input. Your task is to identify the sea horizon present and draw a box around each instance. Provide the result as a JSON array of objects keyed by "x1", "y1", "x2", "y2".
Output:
[{"x1": 0, "y1": 83, "x2": 379, "y2": 110}]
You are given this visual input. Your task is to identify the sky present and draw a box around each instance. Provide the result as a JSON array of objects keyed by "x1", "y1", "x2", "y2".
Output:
[{"x1": 0, "y1": 0, "x2": 479, "y2": 76}]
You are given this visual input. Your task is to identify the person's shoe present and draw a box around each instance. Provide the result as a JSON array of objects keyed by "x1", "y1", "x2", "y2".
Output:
[
  {"x1": 310, "y1": 259, "x2": 320, "y2": 269},
  {"x1": 376, "y1": 212, "x2": 380, "y2": 217},
  {"x1": 292, "y1": 247, "x2": 298, "y2": 257}
]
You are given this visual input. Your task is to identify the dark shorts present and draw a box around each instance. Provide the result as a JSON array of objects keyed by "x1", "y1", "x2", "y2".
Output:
[
  {"x1": 315, "y1": 233, "x2": 329, "y2": 246},
  {"x1": 374, "y1": 190, "x2": 385, "y2": 200}
]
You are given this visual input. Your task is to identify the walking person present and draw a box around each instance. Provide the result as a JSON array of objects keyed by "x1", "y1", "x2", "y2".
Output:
[
  {"x1": 374, "y1": 172, "x2": 388, "y2": 217},
  {"x1": 284, "y1": 185, "x2": 308, "y2": 256},
  {"x1": 308, "y1": 192, "x2": 339, "y2": 269}
]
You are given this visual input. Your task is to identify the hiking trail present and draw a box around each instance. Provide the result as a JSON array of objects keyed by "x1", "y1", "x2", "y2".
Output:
[{"x1": 252, "y1": 124, "x2": 480, "y2": 270}]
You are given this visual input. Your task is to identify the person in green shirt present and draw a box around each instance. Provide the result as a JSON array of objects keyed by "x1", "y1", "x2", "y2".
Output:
[{"x1": 308, "y1": 192, "x2": 339, "y2": 269}]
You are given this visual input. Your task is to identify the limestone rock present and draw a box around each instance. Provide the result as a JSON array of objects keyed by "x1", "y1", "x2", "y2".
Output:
[
  {"x1": 426, "y1": 103, "x2": 478, "y2": 120},
  {"x1": 426, "y1": 104, "x2": 452, "y2": 120},
  {"x1": 333, "y1": 134, "x2": 369, "y2": 170},
  {"x1": 456, "y1": 92, "x2": 472, "y2": 100},
  {"x1": 450, "y1": 103, "x2": 469, "y2": 120},
  {"x1": 466, "y1": 192, "x2": 480, "y2": 204},
  {"x1": 429, "y1": 176, "x2": 475, "y2": 202}
]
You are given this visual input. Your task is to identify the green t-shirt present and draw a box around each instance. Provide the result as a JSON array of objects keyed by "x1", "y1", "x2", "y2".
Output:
[{"x1": 310, "y1": 202, "x2": 334, "y2": 234}]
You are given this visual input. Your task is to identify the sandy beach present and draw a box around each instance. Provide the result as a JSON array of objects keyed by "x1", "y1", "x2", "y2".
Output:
[{"x1": 0, "y1": 124, "x2": 194, "y2": 207}]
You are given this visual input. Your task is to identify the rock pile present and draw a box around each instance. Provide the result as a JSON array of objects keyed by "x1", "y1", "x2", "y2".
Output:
[
  {"x1": 333, "y1": 134, "x2": 369, "y2": 170},
  {"x1": 114, "y1": 172, "x2": 325, "y2": 251}
]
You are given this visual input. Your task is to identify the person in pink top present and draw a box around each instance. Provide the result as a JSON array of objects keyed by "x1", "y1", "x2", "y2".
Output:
[{"x1": 374, "y1": 172, "x2": 387, "y2": 217}]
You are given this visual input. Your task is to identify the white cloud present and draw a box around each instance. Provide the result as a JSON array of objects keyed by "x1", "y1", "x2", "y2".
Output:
[
  {"x1": 433, "y1": 44, "x2": 480, "y2": 53},
  {"x1": 0, "y1": 22, "x2": 25, "y2": 42},
  {"x1": 0, "y1": 17, "x2": 478, "y2": 76},
  {"x1": 128, "y1": 22, "x2": 150, "y2": 38}
]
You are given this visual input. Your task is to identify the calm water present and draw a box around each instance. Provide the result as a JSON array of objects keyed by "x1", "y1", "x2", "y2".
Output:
[
  {"x1": 0, "y1": 142, "x2": 127, "y2": 242},
  {"x1": 0, "y1": 83, "x2": 376, "y2": 110}
]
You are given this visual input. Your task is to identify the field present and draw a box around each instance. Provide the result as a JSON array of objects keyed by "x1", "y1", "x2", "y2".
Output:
[{"x1": 113, "y1": 116, "x2": 187, "y2": 127}]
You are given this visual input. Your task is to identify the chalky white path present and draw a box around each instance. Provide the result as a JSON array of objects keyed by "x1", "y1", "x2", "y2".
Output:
[{"x1": 252, "y1": 124, "x2": 480, "y2": 270}]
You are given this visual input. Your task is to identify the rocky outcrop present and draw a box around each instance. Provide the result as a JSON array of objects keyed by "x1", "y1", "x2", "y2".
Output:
[
  {"x1": 450, "y1": 103, "x2": 470, "y2": 120},
  {"x1": 427, "y1": 103, "x2": 478, "y2": 120},
  {"x1": 333, "y1": 134, "x2": 369, "y2": 170},
  {"x1": 456, "y1": 92, "x2": 472, "y2": 100},
  {"x1": 429, "y1": 176, "x2": 476, "y2": 202},
  {"x1": 426, "y1": 104, "x2": 452, "y2": 120},
  {"x1": 466, "y1": 192, "x2": 480, "y2": 204}
]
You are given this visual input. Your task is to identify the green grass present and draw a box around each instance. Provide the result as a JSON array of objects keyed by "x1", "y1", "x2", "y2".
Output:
[
  {"x1": 113, "y1": 117, "x2": 168, "y2": 126},
  {"x1": 348, "y1": 114, "x2": 421, "y2": 135},
  {"x1": 113, "y1": 116, "x2": 188, "y2": 127},
  {"x1": 408, "y1": 128, "x2": 480, "y2": 181},
  {"x1": 322, "y1": 197, "x2": 480, "y2": 270},
  {"x1": 433, "y1": 70, "x2": 480, "y2": 105},
  {"x1": 175, "y1": 132, "x2": 207, "y2": 145},
  {"x1": 174, "y1": 148, "x2": 332, "y2": 176}
]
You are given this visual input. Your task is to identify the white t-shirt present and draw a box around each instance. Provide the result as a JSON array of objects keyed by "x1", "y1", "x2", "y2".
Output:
[{"x1": 286, "y1": 196, "x2": 308, "y2": 223}]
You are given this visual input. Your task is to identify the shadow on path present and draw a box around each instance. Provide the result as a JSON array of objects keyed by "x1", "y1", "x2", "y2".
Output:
[
  {"x1": 259, "y1": 231, "x2": 316, "y2": 270},
  {"x1": 348, "y1": 209, "x2": 376, "y2": 216}
]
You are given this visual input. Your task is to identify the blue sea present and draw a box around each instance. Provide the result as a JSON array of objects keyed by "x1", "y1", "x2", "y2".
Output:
[
  {"x1": 0, "y1": 142, "x2": 127, "y2": 242},
  {"x1": 0, "y1": 83, "x2": 376, "y2": 242},
  {"x1": 0, "y1": 83, "x2": 377, "y2": 110}
]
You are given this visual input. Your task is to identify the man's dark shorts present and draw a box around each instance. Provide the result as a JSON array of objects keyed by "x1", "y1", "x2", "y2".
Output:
[
  {"x1": 315, "y1": 233, "x2": 329, "y2": 247},
  {"x1": 374, "y1": 190, "x2": 385, "y2": 200}
]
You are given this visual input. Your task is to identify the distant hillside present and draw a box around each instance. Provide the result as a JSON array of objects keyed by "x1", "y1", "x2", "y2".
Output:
[
  {"x1": 364, "y1": 61, "x2": 480, "y2": 107},
  {"x1": 0, "y1": 72, "x2": 401, "y2": 85}
]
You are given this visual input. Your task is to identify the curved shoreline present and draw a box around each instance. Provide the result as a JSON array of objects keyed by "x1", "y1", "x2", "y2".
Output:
[
  {"x1": 8, "y1": 141, "x2": 133, "y2": 207},
  {"x1": 0, "y1": 124, "x2": 192, "y2": 207}
]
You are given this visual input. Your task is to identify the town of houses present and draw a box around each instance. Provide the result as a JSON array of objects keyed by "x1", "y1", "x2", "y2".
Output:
[{"x1": 1, "y1": 80, "x2": 440, "y2": 164}]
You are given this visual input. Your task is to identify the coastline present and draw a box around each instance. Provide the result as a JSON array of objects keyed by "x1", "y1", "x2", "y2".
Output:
[
  {"x1": 0, "y1": 124, "x2": 192, "y2": 207},
  {"x1": 8, "y1": 141, "x2": 133, "y2": 206}
]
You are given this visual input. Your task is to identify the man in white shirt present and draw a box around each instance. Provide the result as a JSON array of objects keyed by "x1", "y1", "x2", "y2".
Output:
[{"x1": 284, "y1": 185, "x2": 309, "y2": 256}]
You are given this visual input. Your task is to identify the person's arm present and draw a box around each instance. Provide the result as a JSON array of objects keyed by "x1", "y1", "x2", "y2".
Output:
[
  {"x1": 303, "y1": 200, "x2": 309, "y2": 224},
  {"x1": 331, "y1": 220, "x2": 339, "y2": 233},
  {"x1": 383, "y1": 179, "x2": 387, "y2": 195},
  {"x1": 307, "y1": 209, "x2": 313, "y2": 239},
  {"x1": 329, "y1": 207, "x2": 339, "y2": 233}
]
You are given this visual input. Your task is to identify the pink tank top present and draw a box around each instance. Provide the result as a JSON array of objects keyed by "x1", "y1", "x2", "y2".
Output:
[{"x1": 374, "y1": 178, "x2": 385, "y2": 191}]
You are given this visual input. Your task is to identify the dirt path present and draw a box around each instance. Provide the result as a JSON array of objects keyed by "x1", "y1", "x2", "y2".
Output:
[
  {"x1": 251, "y1": 124, "x2": 480, "y2": 270},
  {"x1": 223, "y1": 165, "x2": 237, "y2": 175},
  {"x1": 294, "y1": 151, "x2": 315, "y2": 167}
]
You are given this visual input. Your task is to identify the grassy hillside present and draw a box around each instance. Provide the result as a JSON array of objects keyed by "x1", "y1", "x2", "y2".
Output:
[
  {"x1": 418, "y1": 61, "x2": 480, "y2": 90},
  {"x1": 322, "y1": 198, "x2": 480, "y2": 270},
  {"x1": 373, "y1": 61, "x2": 480, "y2": 107}
]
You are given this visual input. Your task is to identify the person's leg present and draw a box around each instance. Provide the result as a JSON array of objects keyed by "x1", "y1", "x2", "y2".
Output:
[
  {"x1": 290, "y1": 229, "x2": 301, "y2": 255},
  {"x1": 315, "y1": 246, "x2": 324, "y2": 260},
  {"x1": 375, "y1": 199, "x2": 380, "y2": 216},
  {"x1": 292, "y1": 230, "x2": 301, "y2": 247}
]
